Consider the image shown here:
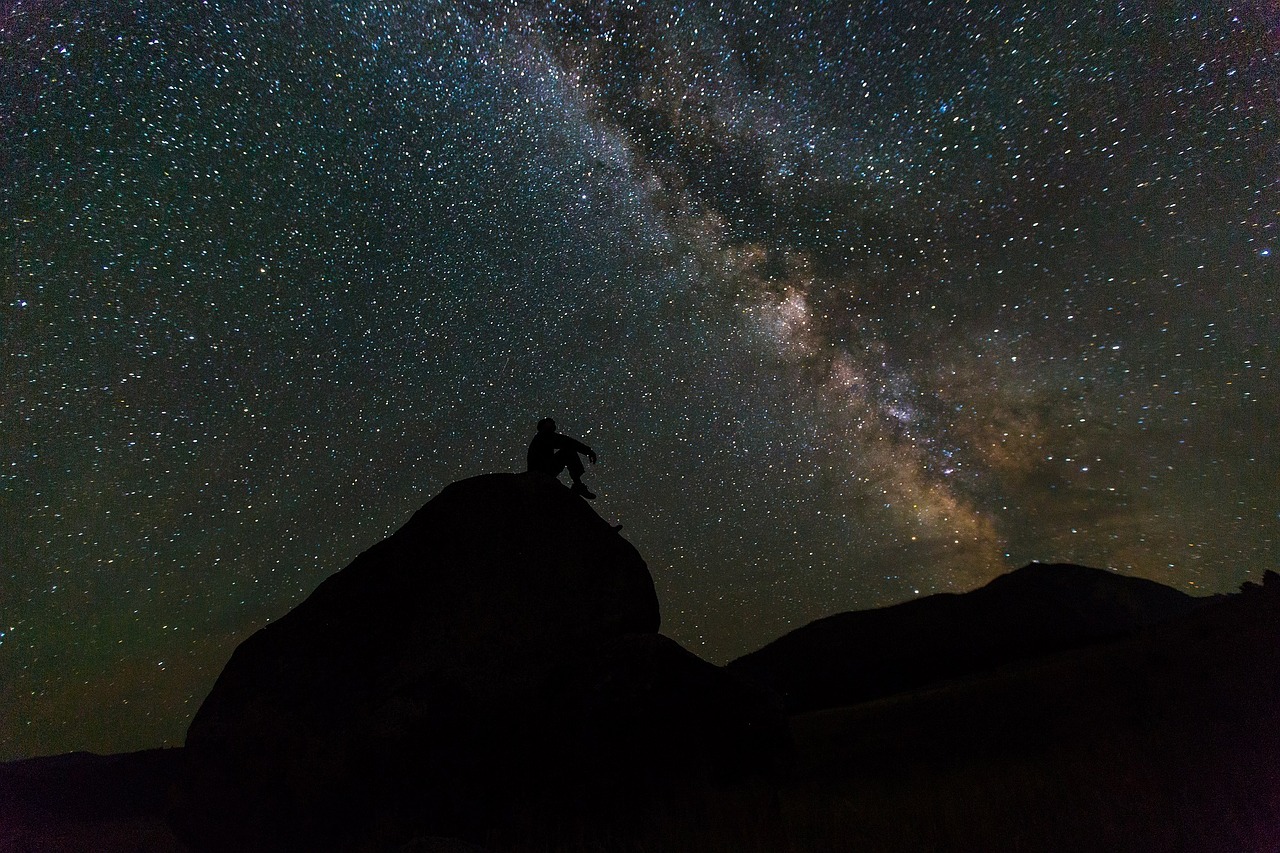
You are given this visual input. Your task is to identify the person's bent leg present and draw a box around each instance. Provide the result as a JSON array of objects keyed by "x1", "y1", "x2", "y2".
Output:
[
  {"x1": 563, "y1": 451, "x2": 585, "y2": 482},
  {"x1": 557, "y1": 449, "x2": 594, "y2": 499}
]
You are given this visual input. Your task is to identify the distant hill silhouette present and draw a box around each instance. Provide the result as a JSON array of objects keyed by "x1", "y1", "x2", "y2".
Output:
[
  {"x1": 0, "y1": 749, "x2": 185, "y2": 852},
  {"x1": 170, "y1": 473, "x2": 782, "y2": 852},
  {"x1": 728, "y1": 562, "x2": 1210, "y2": 713},
  {"x1": 772, "y1": 569, "x2": 1280, "y2": 852}
]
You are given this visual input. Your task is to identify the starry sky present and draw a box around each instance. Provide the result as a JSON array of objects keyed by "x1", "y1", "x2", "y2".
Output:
[{"x1": 2, "y1": 0, "x2": 1276, "y2": 760}]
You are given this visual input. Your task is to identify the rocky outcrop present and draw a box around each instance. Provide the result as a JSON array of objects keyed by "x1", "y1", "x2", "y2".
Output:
[
  {"x1": 171, "y1": 473, "x2": 780, "y2": 852},
  {"x1": 728, "y1": 562, "x2": 1209, "y2": 714}
]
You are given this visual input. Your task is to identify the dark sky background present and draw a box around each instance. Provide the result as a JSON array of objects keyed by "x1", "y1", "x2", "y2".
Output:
[{"x1": 2, "y1": 0, "x2": 1275, "y2": 760}]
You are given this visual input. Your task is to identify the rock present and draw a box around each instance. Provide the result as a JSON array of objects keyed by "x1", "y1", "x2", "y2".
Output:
[
  {"x1": 172, "y1": 473, "x2": 778, "y2": 852},
  {"x1": 543, "y1": 633, "x2": 786, "y2": 783}
]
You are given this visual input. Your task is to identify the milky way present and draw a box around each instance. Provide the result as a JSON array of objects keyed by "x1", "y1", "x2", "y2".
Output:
[{"x1": 2, "y1": 0, "x2": 1276, "y2": 758}]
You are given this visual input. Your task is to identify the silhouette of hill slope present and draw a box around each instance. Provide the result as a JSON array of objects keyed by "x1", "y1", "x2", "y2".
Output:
[
  {"x1": 0, "y1": 749, "x2": 188, "y2": 853},
  {"x1": 728, "y1": 562, "x2": 1209, "y2": 713},
  {"x1": 775, "y1": 571, "x2": 1280, "y2": 852},
  {"x1": 171, "y1": 473, "x2": 781, "y2": 853}
]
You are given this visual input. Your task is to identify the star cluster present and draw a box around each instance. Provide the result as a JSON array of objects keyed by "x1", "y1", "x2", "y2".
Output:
[{"x1": 2, "y1": 0, "x2": 1275, "y2": 759}]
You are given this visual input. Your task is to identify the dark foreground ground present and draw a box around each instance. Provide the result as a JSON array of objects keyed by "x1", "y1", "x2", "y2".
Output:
[
  {"x1": 0, "y1": 748, "x2": 187, "y2": 853},
  {"x1": 5, "y1": 580, "x2": 1279, "y2": 853}
]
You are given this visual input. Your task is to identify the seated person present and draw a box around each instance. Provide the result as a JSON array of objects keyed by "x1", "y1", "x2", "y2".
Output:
[{"x1": 527, "y1": 418, "x2": 597, "y2": 499}]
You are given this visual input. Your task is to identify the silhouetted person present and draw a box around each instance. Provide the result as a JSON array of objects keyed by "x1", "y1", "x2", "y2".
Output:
[{"x1": 527, "y1": 417, "x2": 597, "y2": 499}]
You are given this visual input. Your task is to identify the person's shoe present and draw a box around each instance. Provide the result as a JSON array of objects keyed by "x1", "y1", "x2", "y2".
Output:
[{"x1": 571, "y1": 481, "x2": 596, "y2": 500}]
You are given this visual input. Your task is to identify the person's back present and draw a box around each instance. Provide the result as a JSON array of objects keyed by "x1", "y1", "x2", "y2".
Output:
[
  {"x1": 526, "y1": 428, "x2": 561, "y2": 475},
  {"x1": 526, "y1": 418, "x2": 597, "y2": 499}
]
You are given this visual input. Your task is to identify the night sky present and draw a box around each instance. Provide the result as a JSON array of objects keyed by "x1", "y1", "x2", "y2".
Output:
[{"x1": 2, "y1": 0, "x2": 1276, "y2": 760}]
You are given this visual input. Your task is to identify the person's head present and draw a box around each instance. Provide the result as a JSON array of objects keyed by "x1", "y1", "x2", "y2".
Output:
[{"x1": 536, "y1": 417, "x2": 556, "y2": 434}]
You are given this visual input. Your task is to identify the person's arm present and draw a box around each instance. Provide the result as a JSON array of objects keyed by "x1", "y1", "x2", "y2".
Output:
[{"x1": 560, "y1": 434, "x2": 596, "y2": 463}]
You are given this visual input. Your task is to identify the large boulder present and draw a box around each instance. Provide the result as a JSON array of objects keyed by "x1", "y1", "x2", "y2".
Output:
[{"x1": 172, "y1": 473, "x2": 778, "y2": 852}]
